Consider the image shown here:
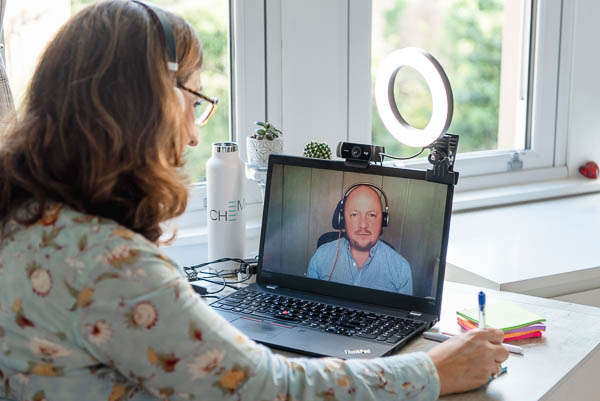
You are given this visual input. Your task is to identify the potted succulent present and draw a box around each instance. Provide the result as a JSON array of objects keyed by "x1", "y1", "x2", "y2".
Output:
[
  {"x1": 246, "y1": 121, "x2": 284, "y2": 167},
  {"x1": 303, "y1": 140, "x2": 333, "y2": 159}
]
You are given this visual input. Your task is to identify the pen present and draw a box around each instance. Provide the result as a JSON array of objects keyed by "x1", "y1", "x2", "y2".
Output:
[
  {"x1": 423, "y1": 331, "x2": 524, "y2": 355},
  {"x1": 488, "y1": 366, "x2": 508, "y2": 383},
  {"x1": 478, "y1": 291, "x2": 486, "y2": 328}
]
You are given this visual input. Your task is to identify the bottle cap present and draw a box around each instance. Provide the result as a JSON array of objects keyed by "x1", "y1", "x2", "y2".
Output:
[{"x1": 213, "y1": 142, "x2": 238, "y2": 153}]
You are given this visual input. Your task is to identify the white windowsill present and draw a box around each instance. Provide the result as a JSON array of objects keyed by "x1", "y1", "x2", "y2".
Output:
[
  {"x1": 164, "y1": 174, "x2": 600, "y2": 249},
  {"x1": 162, "y1": 171, "x2": 600, "y2": 292},
  {"x1": 447, "y1": 190, "x2": 600, "y2": 299},
  {"x1": 453, "y1": 175, "x2": 600, "y2": 212}
]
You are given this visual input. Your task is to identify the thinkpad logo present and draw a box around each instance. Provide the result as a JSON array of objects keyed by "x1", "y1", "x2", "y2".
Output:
[{"x1": 344, "y1": 349, "x2": 371, "y2": 355}]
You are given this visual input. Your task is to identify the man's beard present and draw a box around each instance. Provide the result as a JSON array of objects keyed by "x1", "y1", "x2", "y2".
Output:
[{"x1": 347, "y1": 233, "x2": 378, "y2": 252}]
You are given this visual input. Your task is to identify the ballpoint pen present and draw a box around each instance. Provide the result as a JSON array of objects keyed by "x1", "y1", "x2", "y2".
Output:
[
  {"x1": 423, "y1": 331, "x2": 524, "y2": 354},
  {"x1": 478, "y1": 291, "x2": 486, "y2": 328}
]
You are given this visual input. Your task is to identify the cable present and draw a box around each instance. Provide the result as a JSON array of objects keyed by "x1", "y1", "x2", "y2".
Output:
[
  {"x1": 183, "y1": 257, "x2": 258, "y2": 295},
  {"x1": 193, "y1": 272, "x2": 227, "y2": 295},
  {"x1": 184, "y1": 257, "x2": 257, "y2": 278},
  {"x1": 184, "y1": 257, "x2": 256, "y2": 272},
  {"x1": 380, "y1": 148, "x2": 426, "y2": 163},
  {"x1": 327, "y1": 231, "x2": 343, "y2": 281}
]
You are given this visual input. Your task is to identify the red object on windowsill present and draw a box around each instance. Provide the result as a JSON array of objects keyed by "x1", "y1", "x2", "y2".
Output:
[{"x1": 579, "y1": 161, "x2": 599, "y2": 179}]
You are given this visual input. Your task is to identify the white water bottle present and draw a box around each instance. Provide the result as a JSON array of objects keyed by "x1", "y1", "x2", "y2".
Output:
[{"x1": 206, "y1": 142, "x2": 245, "y2": 271}]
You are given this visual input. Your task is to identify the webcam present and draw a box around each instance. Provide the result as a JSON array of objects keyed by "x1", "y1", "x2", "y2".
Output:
[{"x1": 336, "y1": 142, "x2": 385, "y2": 166}]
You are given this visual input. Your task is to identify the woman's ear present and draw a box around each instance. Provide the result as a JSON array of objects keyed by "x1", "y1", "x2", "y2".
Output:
[{"x1": 174, "y1": 87, "x2": 185, "y2": 110}]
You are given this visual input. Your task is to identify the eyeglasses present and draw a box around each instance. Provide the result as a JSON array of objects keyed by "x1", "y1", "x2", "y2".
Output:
[{"x1": 177, "y1": 83, "x2": 219, "y2": 126}]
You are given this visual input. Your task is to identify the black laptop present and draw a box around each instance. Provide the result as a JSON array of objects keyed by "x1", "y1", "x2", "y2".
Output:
[{"x1": 210, "y1": 155, "x2": 454, "y2": 359}]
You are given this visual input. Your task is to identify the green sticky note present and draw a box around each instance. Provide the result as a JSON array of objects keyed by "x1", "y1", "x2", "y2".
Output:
[{"x1": 457, "y1": 301, "x2": 546, "y2": 331}]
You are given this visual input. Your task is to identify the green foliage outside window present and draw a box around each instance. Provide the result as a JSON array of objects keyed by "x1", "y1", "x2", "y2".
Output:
[
  {"x1": 372, "y1": 0, "x2": 504, "y2": 157},
  {"x1": 71, "y1": 0, "x2": 230, "y2": 183},
  {"x1": 69, "y1": 0, "x2": 506, "y2": 177}
]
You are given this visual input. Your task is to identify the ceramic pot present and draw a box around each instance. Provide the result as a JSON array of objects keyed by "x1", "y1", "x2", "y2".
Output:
[{"x1": 246, "y1": 136, "x2": 283, "y2": 167}]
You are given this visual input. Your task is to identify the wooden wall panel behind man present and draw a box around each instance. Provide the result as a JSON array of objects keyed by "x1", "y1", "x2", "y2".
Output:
[
  {"x1": 307, "y1": 169, "x2": 343, "y2": 262},
  {"x1": 281, "y1": 165, "x2": 311, "y2": 274}
]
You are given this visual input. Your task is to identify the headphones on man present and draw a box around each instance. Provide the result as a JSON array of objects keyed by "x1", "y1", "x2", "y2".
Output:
[
  {"x1": 132, "y1": 1, "x2": 185, "y2": 109},
  {"x1": 331, "y1": 183, "x2": 390, "y2": 230}
]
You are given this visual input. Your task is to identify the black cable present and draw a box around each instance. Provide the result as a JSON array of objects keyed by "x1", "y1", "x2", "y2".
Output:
[
  {"x1": 187, "y1": 269, "x2": 228, "y2": 292},
  {"x1": 195, "y1": 273, "x2": 227, "y2": 295},
  {"x1": 196, "y1": 277, "x2": 237, "y2": 290},
  {"x1": 183, "y1": 257, "x2": 258, "y2": 279},
  {"x1": 184, "y1": 257, "x2": 253, "y2": 271},
  {"x1": 183, "y1": 257, "x2": 258, "y2": 295},
  {"x1": 189, "y1": 270, "x2": 253, "y2": 293},
  {"x1": 212, "y1": 272, "x2": 254, "y2": 285},
  {"x1": 379, "y1": 148, "x2": 426, "y2": 163}
]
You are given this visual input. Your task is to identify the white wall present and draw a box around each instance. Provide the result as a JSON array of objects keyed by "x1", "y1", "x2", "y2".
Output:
[
  {"x1": 566, "y1": 0, "x2": 600, "y2": 176},
  {"x1": 271, "y1": 0, "x2": 350, "y2": 156}
]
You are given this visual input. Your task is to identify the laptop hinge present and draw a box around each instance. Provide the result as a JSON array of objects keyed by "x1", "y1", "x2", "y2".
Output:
[
  {"x1": 409, "y1": 311, "x2": 423, "y2": 317},
  {"x1": 265, "y1": 284, "x2": 279, "y2": 290}
]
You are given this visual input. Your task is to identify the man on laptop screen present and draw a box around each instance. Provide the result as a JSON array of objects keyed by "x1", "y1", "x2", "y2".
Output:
[
  {"x1": 213, "y1": 156, "x2": 455, "y2": 360},
  {"x1": 306, "y1": 183, "x2": 413, "y2": 295},
  {"x1": 261, "y1": 161, "x2": 447, "y2": 300}
]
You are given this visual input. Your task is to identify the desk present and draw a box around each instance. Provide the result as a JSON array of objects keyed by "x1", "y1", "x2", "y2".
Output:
[
  {"x1": 401, "y1": 281, "x2": 600, "y2": 400},
  {"x1": 198, "y1": 277, "x2": 600, "y2": 400},
  {"x1": 447, "y1": 192, "x2": 600, "y2": 302}
]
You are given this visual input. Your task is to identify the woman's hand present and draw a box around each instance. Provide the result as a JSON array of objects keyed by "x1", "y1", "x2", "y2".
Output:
[{"x1": 427, "y1": 328, "x2": 509, "y2": 395}]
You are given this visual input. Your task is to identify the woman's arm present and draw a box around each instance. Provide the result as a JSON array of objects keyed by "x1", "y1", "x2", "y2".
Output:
[{"x1": 75, "y1": 244, "x2": 440, "y2": 401}]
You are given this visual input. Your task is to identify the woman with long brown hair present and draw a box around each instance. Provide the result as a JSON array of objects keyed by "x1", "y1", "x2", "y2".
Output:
[{"x1": 0, "y1": 1, "x2": 507, "y2": 400}]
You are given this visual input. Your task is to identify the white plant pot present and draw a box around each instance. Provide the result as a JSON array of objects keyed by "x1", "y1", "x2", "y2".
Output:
[{"x1": 246, "y1": 136, "x2": 283, "y2": 167}]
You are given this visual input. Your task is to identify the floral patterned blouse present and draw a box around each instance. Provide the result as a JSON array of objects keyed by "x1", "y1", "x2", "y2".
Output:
[{"x1": 0, "y1": 204, "x2": 440, "y2": 401}]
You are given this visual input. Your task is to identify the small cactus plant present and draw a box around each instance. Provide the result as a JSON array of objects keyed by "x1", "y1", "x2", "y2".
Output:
[
  {"x1": 251, "y1": 121, "x2": 282, "y2": 140},
  {"x1": 303, "y1": 141, "x2": 332, "y2": 160}
]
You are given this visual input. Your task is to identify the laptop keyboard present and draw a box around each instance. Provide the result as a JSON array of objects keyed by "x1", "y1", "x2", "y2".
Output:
[{"x1": 211, "y1": 288, "x2": 427, "y2": 344}]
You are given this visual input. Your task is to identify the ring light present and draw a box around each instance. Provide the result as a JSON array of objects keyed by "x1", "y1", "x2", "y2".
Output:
[{"x1": 375, "y1": 47, "x2": 453, "y2": 148}]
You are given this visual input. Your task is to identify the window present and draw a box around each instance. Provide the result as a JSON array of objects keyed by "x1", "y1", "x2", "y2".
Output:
[
  {"x1": 165, "y1": 0, "x2": 231, "y2": 183},
  {"x1": 4, "y1": 1, "x2": 70, "y2": 106},
  {"x1": 4, "y1": 0, "x2": 231, "y2": 183},
  {"x1": 371, "y1": 0, "x2": 524, "y2": 157},
  {"x1": 2, "y1": 0, "x2": 573, "y2": 245},
  {"x1": 264, "y1": 0, "x2": 567, "y2": 185}
]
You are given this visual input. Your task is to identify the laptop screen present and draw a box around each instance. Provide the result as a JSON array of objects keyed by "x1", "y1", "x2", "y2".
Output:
[{"x1": 260, "y1": 156, "x2": 452, "y2": 302}]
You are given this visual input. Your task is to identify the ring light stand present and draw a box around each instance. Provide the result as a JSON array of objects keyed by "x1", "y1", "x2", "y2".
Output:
[{"x1": 374, "y1": 47, "x2": 459, "y2": 185}]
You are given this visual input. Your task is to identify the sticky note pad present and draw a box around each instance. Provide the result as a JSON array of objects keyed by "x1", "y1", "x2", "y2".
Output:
[{"x1": 457, "y1": 301, "x2": 546, "y2": 331}]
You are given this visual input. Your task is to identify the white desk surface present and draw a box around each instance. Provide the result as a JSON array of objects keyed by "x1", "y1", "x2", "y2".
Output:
[
  {"x1": 400, "y1": 281, "x2": 600, "y2": 400},
  {"x1": 164, "y1": 191, "x2": 600, "y2": 398},
  {"x1": 447, "y1": 192, "x2": 600, "y2": 297},
  {"x1": 194, "y1": 275, "x2": 600, "y2": 401}
]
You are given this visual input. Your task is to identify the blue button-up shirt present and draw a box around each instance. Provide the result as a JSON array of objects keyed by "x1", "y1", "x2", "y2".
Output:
[{"x1": 306, "y1": 237, "x2": 413, "y2": 295}]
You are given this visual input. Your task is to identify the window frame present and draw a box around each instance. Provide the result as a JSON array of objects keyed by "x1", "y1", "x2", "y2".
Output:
[
  {"x1": 261, "y1": 0, "x2": 572, "y2": 191},
  {"x1": 179, "y1": 0, "x2": 577, "y2": 236},
  {"x1": 394, "y1": 0, "x2": 573, "y2": 191},
  {"x1": 183, "y1": 0, "x2": 574, "y2": 218},
  {"x1": 181, "y1": 0, "x2": 266, "y2": 221}
]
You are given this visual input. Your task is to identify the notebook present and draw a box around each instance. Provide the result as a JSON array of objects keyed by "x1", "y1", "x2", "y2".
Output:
[
  {"x1": 210, "y1": 155, "x2": 455, "y2": 359},
  {"x1": 457, "y1": 301, "x2": 546, "y2": 331}
]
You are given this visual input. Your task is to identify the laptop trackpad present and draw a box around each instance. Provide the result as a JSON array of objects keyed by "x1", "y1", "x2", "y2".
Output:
[{"x1": 231, "y1": 317, "x2": 288, "y2": 343}]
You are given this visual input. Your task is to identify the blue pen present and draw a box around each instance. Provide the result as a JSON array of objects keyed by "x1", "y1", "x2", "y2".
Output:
[
  {"x1": 487, "y1": 366, "x2": 507, "y2": 384},
  {"x1": 478, "y1": 291, "x2": 486, "y2": 328}
]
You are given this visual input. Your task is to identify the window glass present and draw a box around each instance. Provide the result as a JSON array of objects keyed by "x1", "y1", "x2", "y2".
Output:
[
  {"x1": 4, "y1": 0, "x2": 230, "y2": 183},
  {"x1": 4, "y1": 1, "x2": 70, "y2": 106},
  {"x1": 371, "y1": 0, "x2": 526, "y2": 157}
]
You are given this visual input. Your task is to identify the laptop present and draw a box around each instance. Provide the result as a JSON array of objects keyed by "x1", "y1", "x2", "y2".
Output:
[{"x1": 210, "y1": 155, "x2": 454, "y2": 359}]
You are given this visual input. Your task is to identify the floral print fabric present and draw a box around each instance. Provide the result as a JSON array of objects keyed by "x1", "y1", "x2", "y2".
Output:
[{"x1": 0, "y1": 204, "x2": 440, "y2": 400}]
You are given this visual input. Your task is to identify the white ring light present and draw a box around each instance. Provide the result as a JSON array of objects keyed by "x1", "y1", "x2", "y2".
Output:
[{"x1": 375, "y1": 47, "x2": 453, "y2": 148}]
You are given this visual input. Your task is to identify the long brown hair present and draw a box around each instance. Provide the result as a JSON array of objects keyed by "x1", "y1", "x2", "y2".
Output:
[{"x1": 0, "y1": 0, "x2": 203, "y2": 242}]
